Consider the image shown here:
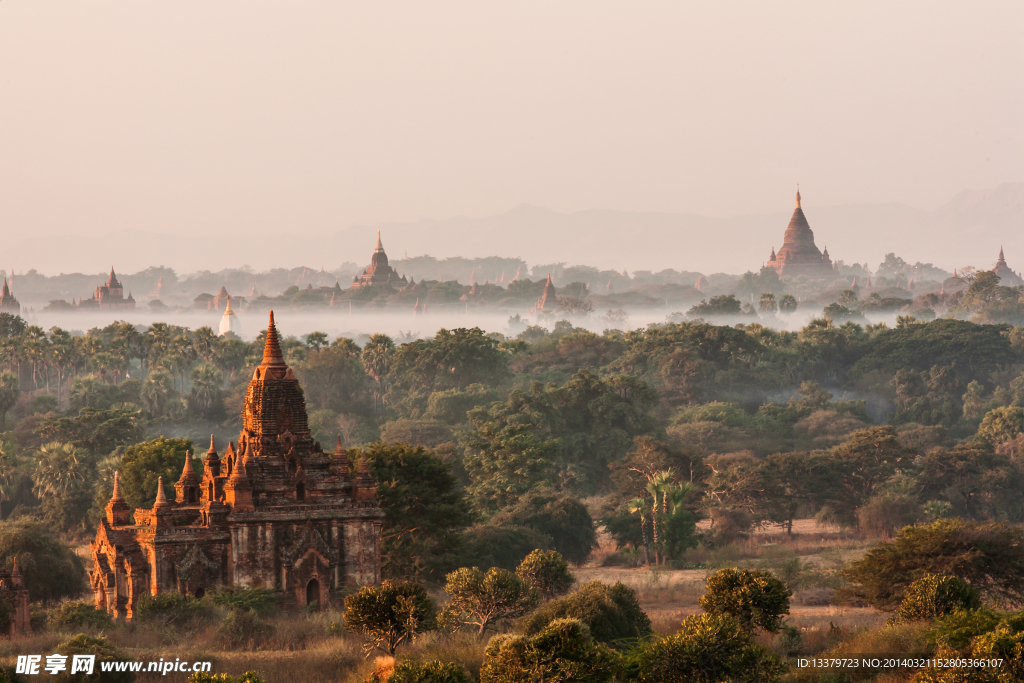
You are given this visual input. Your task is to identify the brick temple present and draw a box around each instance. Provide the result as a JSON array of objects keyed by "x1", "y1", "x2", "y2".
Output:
[
  {"x1": 351, "y1": 231, "x2": 408, "y2": 288},
  {"x1": 765, "y1": 191, "x2": 837, "y2": 279},
  {"x1": 89, "y1": 312, "x2": 383, "y2": 620}
]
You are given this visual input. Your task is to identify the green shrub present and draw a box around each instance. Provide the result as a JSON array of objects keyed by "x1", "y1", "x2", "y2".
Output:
[
  {"x1": 699, "y1": 568, "x2": 792, "y2": 633},
  {"x1": 387, "y1": 661, "x2": 473, "y2": 683},
  {"x1": 518, "y1": 581, "x2": 651, "y2": 646},
  {"x1": 491, "y1": 491, "x2": 597, "y2": 565},
  {"x1": 207, "y1": 587, "x2": 279, "y2": 617},
  {"x1": 515, "y1": 550, "x2": 573, "y2": 600},
  {"x1": 927, "y1": 608, "x2": 1003, "y2": 651},
  {"x1": 440, "y1": 567, "x2": 540, "y2": 635},
  {"x1": 627, "y1": 613, "x2": 784, "y2": 683},
  {"x1": 343, "y1": 581, "x2": 437, "y2": 656},
  {"x1": 47, "y1": 601, "x2": 113, "y2": 630},
  {"x1": 890, "y1": 575, "x2": 981, "y2": 625},
  {"x1": 0, "y1": 519, "x2": 86, "y2": 602},
  {"x1": 480, "y1": 619, "x2": 620, "y2": 683},
  {"x1": 135, "y1": 591, "x2": 211, "y2": 626},
  {"x1": 54, "y1": 634, "x2": 134, "y2": 683},
  {"x1": 215, "y1": 609, "x2": 274, "y2": 650},
  {"x1": 188, "y1": 673, "x2": 269, "y2": 683},
  {"x1": 455, "y1": 525, "x2": 554, "y2": 572},
  {"x1": 841, "y1": 519, "x2": 1024, "y2": 609}
]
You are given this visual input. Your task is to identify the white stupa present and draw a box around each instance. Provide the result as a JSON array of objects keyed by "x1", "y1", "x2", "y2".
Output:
[{"x1": 218, "y1": 295, "x2": 241, "y2": 337}]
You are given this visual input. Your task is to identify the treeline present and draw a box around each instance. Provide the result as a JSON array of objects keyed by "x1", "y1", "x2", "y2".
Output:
[{"x1": 5, "y1": 309, "x2": 1024, "y2": 566}]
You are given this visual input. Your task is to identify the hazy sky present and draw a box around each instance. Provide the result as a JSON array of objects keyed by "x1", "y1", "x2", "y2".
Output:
[{"x1": 1, "y1": 1, "x2": 1021, "y2": 244}]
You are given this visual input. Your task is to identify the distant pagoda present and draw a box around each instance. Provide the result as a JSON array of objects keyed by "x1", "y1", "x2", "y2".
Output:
[
  {"x1": 219, "y1": 296, "x2": 241, "y2": 337},
  {"x1": 0, "y1": 279, "x2": 20, "y2": 315},
  {"x1": 992, "y1": 247, "x2": 1024, "y2": 286},
  {"x1": 77, "y1": 267, "x2": 136, "y2": 310},
  {"x1": 765, "y1": 191, "x2": 835, "y2": 279},
  {"x1": 351, "y1": 232, "x2": 408, "y2": 289}
]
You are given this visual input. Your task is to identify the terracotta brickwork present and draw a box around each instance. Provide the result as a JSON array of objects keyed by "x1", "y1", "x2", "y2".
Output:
[{"x1": 89, "y1": 312, "x2": 383, "y2": 619}]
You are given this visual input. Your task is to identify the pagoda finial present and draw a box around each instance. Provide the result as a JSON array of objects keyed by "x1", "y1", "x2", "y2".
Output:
[
  {"x1": 261, "y1": 311, "x2": 286, "y2": 367},
  {"x1": 111, "y1": 471, "x2": 124, "y2": 502},
  {"x1": 154, "y1": 476, "x2": 170, "y2": 508},
  {"x1": 180, "y1": 451, "x2": 196, "y2": 478},
  {"x1": 795, "y1": 187, "x2": 801, "y2": 209},
  {"x1": 224, "y1": 295, "x2": 234, "y2": 316},
  {"x1": 11, "y1": 556, "x2": 20, "y2": 578},
  {"x1": 375, "y1": 230, "x2": 384, "y2": 252}
]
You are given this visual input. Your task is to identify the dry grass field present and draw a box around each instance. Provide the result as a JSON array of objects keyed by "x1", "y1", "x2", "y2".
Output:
[{"x1": 2, "y1": 519, "x2": 889, "y2": 682}]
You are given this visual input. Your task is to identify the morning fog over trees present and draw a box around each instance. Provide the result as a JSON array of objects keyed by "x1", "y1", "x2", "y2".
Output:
[{"x1": 4, "y1": 2, "x2": 1024, "y2": 682}]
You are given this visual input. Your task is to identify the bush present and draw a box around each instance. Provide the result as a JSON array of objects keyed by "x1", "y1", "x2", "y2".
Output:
[
  {"x1": 387, "y1": 661, "x2": 473, "y2": 683},
  {"x1": 189, "y1": 674, "x2": 269, "y2": 683},
  {"x1": 491, "y1": 490, "x2": 597, "y2": 565},
  {"x1": 927, "y1": 608, "x2": 1003, "y2": 651},
  {"x1": 47, "y1": 601, "x2": 113, "y2": 630},
  {"x1": 135, "y1": 591, "x2": 211, "y2": 626},
  {"x1": 343, "y1": 581, "x2": 437, "y2": 656},
  {"x1": 0, "y1": 519, "x2": 85, "y2": 602},
  {"x1": 455, "y1": 525, "x2": 554, "y2": 572},
  {"x1": 627, "y1": 613, "x2": 784, "y2": 683},
  {"x1": 842, "y1": 519, "x2": 1024, "y2": 609},
  {"x1": 857, "y1": 493, "x2": 923, "y2": 537},
  {"x1": 518, "y1": 581, "x2": 651, "y2": 646},
  {"x1": 440, "y1": 567, "x2": 540, "y2": 635},
  {"x1": 55, "y1": 634, "x2": 134, "y2": 683},
  {"x1": 215, "y1": 609, "x2": 274, "y2": 650},
  {"x1": 207, "y1": 587, "x2": 278, "y2": 617},
  {"x1": 515, "y1": 550, "x2": 573, "y2": 600},
  {"x1": 480, "y1": 619, "x2": 619, "y2": 683},
  {"x1": 699, "y1": 568, "x2": 792, "y2": 633},
  {"x1": 889, "y1": 575, "x2": 981, "y2": 625}
]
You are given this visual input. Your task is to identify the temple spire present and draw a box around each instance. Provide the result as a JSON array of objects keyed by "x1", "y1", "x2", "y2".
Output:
[
  {"x1": 111, "y1": 471, "x2": 124, "y2": 502},
  {"x1": 224, "y1": 295, "x2": 234, "y2": 316},
  {"x1": 180, "y1": 451, "x2": 196, "y2": 479},
  {"x1": 795, "y1": 188, "x2": 801, "y2": 209},
  {"x1": 261, "y1": 311, "x2": 286, "y2": 367},
  {"x1": 154, "y1": 476, "x2": 171, "y2": 508},
  {"x1": 374, "y1": 230, "x2": 384, "y2": 252}
]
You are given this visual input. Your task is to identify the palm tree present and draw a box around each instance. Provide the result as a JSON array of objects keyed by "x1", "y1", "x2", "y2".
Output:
[
  {"x1": 759, "y1": 292, "x2": 777, "y2": 314},
  {"x1": 48, "y1": 327, "x2": 76, "y2": 407},
  {"x1": 22, "y1": 326, "x2": 48, "y2": 391},
  {"x1": 361, "y1": 334, "x2": 395, "y2": 415},
  {"x1": 188, "y1": 364, "x2": 223, "y2": 417},
  {"x1": 141, "y1": 370, "x2": 175, "y2": 417},
  {"x1": 0, "y1": 372, "x2": 18, "y2": 430},
  {"x1": 305, "y1": 331, "x2": 329, "y2": 351},
  {"x1": 628, "y1": 497, "x2": 652, "y2": 568},
  {"x1": 32, "y1": 442, "x2": 89, "y2": 498},
  {"x1": 648, "y1": 469, "x2": 678, "y2": 564},
  {"x1": 0, "y1": 446, "x2": 22, "y2": 519},
  {"x1": 192, "y1": 327, "x2": 218, "y2": 364}
]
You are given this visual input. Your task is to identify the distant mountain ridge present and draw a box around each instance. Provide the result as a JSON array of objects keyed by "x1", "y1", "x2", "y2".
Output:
[{"x1": 8, "y1": 182, "x2": 1023, "y2": 276}]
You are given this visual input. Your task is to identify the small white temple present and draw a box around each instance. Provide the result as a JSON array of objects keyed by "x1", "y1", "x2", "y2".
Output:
[{"x1": 218, "y1": 296, "x2": 241, "y2": 337}]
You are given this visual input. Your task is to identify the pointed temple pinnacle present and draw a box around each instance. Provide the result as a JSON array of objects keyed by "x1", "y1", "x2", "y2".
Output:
[
  {"x1": 11, "y1": 556, "x2": 19, "y2": 577},
  {"x1": 375, "y1": 230, "x2": 383, "y2": 252},
  {"x1": 261, "y1": 311, "x2": 286, "y2": 367},
  {"x1": 335, "y1": 435, "x2": 343, "y2": 453},
  {"x1": 181, "y1": 451, "x2": 195, "y2": 477},
  {"x1": 224, "y1": 295, "x2": 234, "y2": 316},
  {"x1": 154, "y1": 476, "x2": 170, "y2": 507},
  {"x1": 795, "y1": 189, "x2": 801, "y2": 209},
  {"x1": 112, "y1": 471, "x2": 124, "y2": 501}
]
